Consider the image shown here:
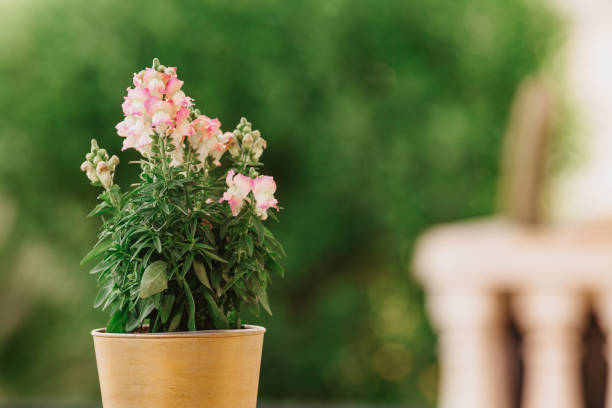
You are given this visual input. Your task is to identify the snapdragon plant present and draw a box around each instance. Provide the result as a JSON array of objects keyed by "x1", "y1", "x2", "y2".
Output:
[{"x1": 80, "y1": 59, "x2": 284, "y2": 333}]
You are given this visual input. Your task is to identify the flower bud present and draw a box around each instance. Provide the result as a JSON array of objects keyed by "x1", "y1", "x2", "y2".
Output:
[
  {"x1": 152, "y1": 58, "x2": 161, "y2": 70},
  {"x1": 252, "y1": 130, "x2": 261, "y2": 140},
  {"x1": 225, "y1": 132, "x2": 240, "y2": 158},
  {"x1": 228, "y1": 137, "x2": 240, "y2": 158},
  {"x1": 93, "y1": 156, "x2": 102, "y2": 165},
  {"x1": 97, "y1": 149, "x2": 108, "y2": 160},
  {"x1": 86, "y1": 152, "x2": 94, "y2": 161},
  {"x1": 238, "y1": 118, "x2": 252, "y2": 133},
  {"x1": 80, "y1": 161, "x2": 98, "y2": 183},
  {"x1": 96, "y1": 161, "x2": 109, "y2": 173},
  {"x1": 96, "y1": 161, "x2": 113, "y2": 190},
  {"x1": 90, "y1": 139, "x2": 99, "y2": 152},
  {"x1": 252, "y1": 137, "x2": 267, "y2": 160},
  {"x1": 242, "y1": 132, "x2": 254, "y2": 149},
  {"x1": 109, "y1": 155, "x2": 120, "y2": 167}
]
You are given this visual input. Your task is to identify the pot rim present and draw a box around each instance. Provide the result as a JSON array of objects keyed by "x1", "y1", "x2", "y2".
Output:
[{"x1": 91, "y1": 324, "x2": 265, "y2": 339}]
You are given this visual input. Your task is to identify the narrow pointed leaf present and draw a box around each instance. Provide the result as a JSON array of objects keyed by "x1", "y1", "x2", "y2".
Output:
[
  {"x1": 183, "y1": 280, "x2": 196, "y2": 331},
  {"x1": 81, "y1": 240, "x2": 112, "y2": 265},
  {"x1": 202, "y1": 288, "x2": 229, "y2": 329},
  {"x1": 168, "y1": 312, "x2": 182, "y2": 332},
  {"x1": 160, "y1": 294, "x2": 175, "y2": 324},
  {"x1": 244, "y1": 234, "x2": 254, "y2": 257},
  {"x1": 193, "y1": 260, "x2": 212, "y2": 290}
]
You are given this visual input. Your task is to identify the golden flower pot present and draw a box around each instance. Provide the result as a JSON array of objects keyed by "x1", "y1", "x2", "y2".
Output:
[{"x1": 92, "y1": 325, "x2": 265, "y2": 408}]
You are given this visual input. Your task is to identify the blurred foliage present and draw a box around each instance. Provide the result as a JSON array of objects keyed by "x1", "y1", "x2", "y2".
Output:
[{"x1": 0, "y1": 0, "x2": 557, "y2": 405}]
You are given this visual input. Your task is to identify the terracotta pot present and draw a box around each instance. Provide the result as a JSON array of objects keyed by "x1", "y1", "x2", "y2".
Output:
[{"x1": 92, "y1": 325, "x2": 265, "y2": 408}]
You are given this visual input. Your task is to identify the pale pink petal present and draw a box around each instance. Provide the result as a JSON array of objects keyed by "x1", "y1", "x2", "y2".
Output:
[
  {"x1": 253, "y1": 175, "x2": 279, "y2": 215},
  {"x1": 225, "y1": 170, "x2": 236, "y2": 187},
  {"x1": 164, "y1": 76, "x2": 183, "y2": 95},
  {"x1": 234, "y1": 174, "x2": 253, "y2": 197}
]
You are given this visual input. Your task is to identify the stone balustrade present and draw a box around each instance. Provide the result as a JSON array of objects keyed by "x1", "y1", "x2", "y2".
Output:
[{"x1": 414, "y1": 217, "x2": 612, "y2": 408}]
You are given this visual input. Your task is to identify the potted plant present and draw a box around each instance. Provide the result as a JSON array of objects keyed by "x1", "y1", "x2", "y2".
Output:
[{"x1": 80, "y1": 58, "x2": 285, "y2": 408}]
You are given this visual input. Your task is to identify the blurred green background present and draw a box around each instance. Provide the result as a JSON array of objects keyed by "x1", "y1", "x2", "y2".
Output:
[{"x1": 0, "y1": 0, "x2": 559, "y2": 405}]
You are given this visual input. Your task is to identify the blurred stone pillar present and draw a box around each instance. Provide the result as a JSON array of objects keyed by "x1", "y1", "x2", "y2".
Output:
[
  {"x1": 594, "y1": 294, "x2": 612, "y2": 408},
  {"x1": 551, "y1": 0, "x2": 612, "y2": 221},
  {"x1": 513, "y1": 291, "x2": 587, "y2": 408},
  {"x1": 427, "y1": 290, "x2": 511, "y2": 408}
]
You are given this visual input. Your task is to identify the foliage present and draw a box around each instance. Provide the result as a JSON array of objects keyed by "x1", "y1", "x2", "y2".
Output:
[{"x1": 81, "y1": 60, "x2": 284, "y2": 332}]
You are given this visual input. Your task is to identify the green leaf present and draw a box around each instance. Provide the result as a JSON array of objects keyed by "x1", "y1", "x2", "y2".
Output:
[
  {"x1": 160, "y1": 294, "x2": 175, "y2": 324},
  {"x1": 141, "y1": 248, "x2": 155, "y2": 272},
  {"x1": 168, "y1": 312, "x2": 182, "y2": 332},
  {"x1": 159, "y1": 200, "x2": 170, "y2": 215},
  {"x1": 202, "y1": 224, "x2": 215, "y2": 244},
  {"x1": 94, "y1": 279, "x2": 114, "y2": 308},
  {"x1": 264, "y1": 228, "x2": 286, "y2": 257},
  {"x1": 251, "y1": 279, "x2": 272, "y2": 315},
  {"x1": 106, "y1": 308, "x2": 127, "y2": 333},
  {"x1": 221, "y1": 269, "x2": 247, "y2": 295},
  {"x1": 266, "y1": 257, "x2": 285, "y2": 277},
  {"x1": 202, "y1": 288, "x2": 229, "y2": 329},
  {"x1": 153, "y1": 235, "x2": 162, "y2": 254},
  {"x1": 89, "y1": 259, "x2": 112, "y2": 275},
  {"x1": 125, "y1": 310, "x2": 140, "y2": 332},
  {"x1": 102, "y1": 290, "x2": 120, "y2": 311},
  {"x1": 211, "y1": 267, "x2": 223, "y2": 291},
  {"x1": 220, "y1": 219, "x2": 231, "y2": 239},
  {"x1": 244, "y1": 234, "x2": 254, "y2": 257},
  {"x1": 109, "y1": 185, "x2": 122, "y2": 206},
  {"x1": 81, "y1": 240, "x2": 112, "y2": 265},
  {"x1": 202, "y1": 250, "x2": 227, "y2": 263},
  {"x1": 182, "y1": 280, "x2": 196, "y2": 331},
  {"x1": 138, "y1": 298, "x2": 156, "y2": 324},
  {"x1": 190, "y1": 217, "x2": 198, "y2": 240},
  {"x1": 180, "y1": 252, "x2": 194, "y2": 278},
  {"x1": 87, "y1": 201, "x2": 110, "y2": 217},
  {"x1": 139, "y1": 260, "x2": 168, "y2": 298},
  {"x1": 193, "y1": 259, "x2": 212, "y2": 290},
  {"x1": 167, "y1": 264, "x2": 179, "y2": 280},
  {"x1": 252, "y1": 216, "x2": 265, "y2": 245}
]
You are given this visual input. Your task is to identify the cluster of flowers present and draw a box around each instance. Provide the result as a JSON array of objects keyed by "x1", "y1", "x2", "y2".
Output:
[
  {"x1": 222, "y1": 171, "x2": 278, "y2": 220},
  {"x1": 88, "y1": 59, "x2": 279, "y2": 221},
  {"x1": 220, "y1": 118, "x2": 277, "y2": 220},
  {"x1": 115, "y1": 59, "x2": 231, "y2": 168},
  {"x1": 80, "y1": 139, "x2": 120, "y2": 190}
]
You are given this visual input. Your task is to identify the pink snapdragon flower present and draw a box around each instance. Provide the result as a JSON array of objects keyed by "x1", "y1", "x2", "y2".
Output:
[
  {"x1": 189, "y1": 115, "x2": 230, "y2": 167},
  {"x1": 139, "y1": 68, "x2": 169, "y2": 96},
  {"x1": 169, "y1": 107, "x2": 192, "y2": 146},
  {"x1": 145, "y1": 98, "x2": 174, "y2": 128},
  {"x1": 121, "y1": 87, "x2": 149, "y2": 116},
  {"x1": 220, "y1": 172, "x2": 279, "y2": 219},
  {"x1": 116, "y1": 115, "x2": 154, "y2": 153},
  {"x1": 165, "y1": 76, "x2": 193, "y2": 107},
  {"x1": 191, "y1": 115, "x2": 221, "y2": 137},
  {"x1": 209, "y1": 132, "x2": 234, "y2": 165},
  {"x1": 252, "y1": 176, "x2": 279, "y2": 220},
  {"x1": 220, "y1": 170, "x2": 253, "y2": 216}
]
